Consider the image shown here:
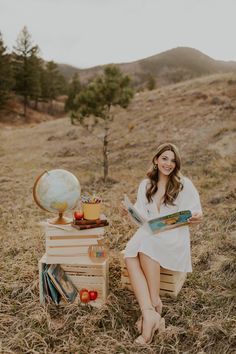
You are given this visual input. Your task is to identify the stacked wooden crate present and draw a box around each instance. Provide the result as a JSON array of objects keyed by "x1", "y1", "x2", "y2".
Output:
[
  {"x1": 43, "y1": 223, "x2": 104, "y2": 264},
  {"x1": 39, "y1": 222, "x2": 109, "y2": 307},
  {"x1": 120, "y1": 251, "x2": 186, "y2": 298}
]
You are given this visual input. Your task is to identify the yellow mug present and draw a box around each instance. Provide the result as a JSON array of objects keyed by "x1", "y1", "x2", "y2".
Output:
[{"x1": 82, "y1": 202, "x2": 101, "y2": 220}]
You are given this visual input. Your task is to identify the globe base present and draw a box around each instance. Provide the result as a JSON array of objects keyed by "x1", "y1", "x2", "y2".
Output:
[{"x1": 49, "y1": 212, "x2": 71, "y2": 225}]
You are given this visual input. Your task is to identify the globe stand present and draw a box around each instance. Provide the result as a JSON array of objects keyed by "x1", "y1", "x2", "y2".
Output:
[{"x1": 49, "y1": 212, "x2": 71, "y2": 225}]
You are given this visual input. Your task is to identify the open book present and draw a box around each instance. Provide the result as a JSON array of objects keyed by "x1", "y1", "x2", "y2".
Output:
[{"x1": 123, "y1": 194, "x2": 192, "y2": 234}]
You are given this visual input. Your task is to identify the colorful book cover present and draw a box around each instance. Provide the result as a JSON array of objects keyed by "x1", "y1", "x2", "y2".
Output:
[
  {"x1": 47, "y1": 264, "x2": 78, "y2": 303},
  {"x1": 148, "y1": 210, "x2": 192, "y2": 233},
  {"x1": 46, "y1": 273, "x2": 61, "y2": 305},
  {"x1": 43, "y1": 266, "x2": 51, "y2": 299},
  {"x1": 42, "y1": 265, "x2": 61, "y2": 305},
  {"x1": 124, "y1": 194, "x2": 192, "y2": 234}
]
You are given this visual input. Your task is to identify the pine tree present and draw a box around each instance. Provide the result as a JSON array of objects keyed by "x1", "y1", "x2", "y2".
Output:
[
  {"x1": 41, "y1": 61, "x2": 67, "y2": 114},
  {"x1": 29, "y1": 55, "x2": 43, "y2": 109},
  {"x1": 0, "y1": 32, "x2": 14, "y2": 109},
  {"x1": 72, "y1": 65, "x2": 134, "y2": 182},
  {"x1": 13, "y1": 26, "x2": 40, "y2": 117},
  {"x1": 65, "y1": 72, "x2": 81, "y2": 112}
]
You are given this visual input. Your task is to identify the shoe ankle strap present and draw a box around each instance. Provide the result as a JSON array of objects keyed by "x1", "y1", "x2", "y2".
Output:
[
  {"x1": 152, "y1": 297, "x2": 162, "y2": 308},
  {"x1": 141, "y1": 306, "x2": 155, "y2": 312}
]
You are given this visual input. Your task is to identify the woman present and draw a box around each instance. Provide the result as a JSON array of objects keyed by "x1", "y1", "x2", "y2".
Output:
[{"x1": 123, "y1": 142, "x2": 203, "y2": 345}]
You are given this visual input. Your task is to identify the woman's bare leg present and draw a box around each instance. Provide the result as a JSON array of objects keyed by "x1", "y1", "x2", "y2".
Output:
[
  {"x1": 139, "y1": 252, "x2": 162, "y2": 312},
  {"x1": 125, "y1": 256, "x2": 153, "y2": 309},
  {"x1": 125, "y1": 256, "x2": 162, "y2": 342}
]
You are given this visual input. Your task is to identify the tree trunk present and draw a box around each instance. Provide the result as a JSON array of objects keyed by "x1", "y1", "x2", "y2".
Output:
[
  {"x1": 103, "y1": 124, "x2": 109, "y2": 183},
  {"x1": 34, "y1": 97, "x2": 38, "y2": 110},
  {"x1": 48, "y1": 99, "x2": 53, "y2": 115},
  {"x1": 23, "y1": 94, "x2": 27, "y2": 117}
]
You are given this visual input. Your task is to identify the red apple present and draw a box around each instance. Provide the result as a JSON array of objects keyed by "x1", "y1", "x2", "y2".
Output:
[
  {"x1": 79, "y1": 289, "x2": 89, "y2": 303},
  {"x1": 74, "y1": 211, "x2": 84, "y2": 220},
  {"x1": 89, "y1": 290, "x2": 98, "y2": 301}
]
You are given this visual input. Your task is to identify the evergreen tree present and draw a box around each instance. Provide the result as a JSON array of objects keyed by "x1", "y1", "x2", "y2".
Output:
[
  {"x1": 41, "y1": 61, "x2": 67, "y2": 114},
  {"x1": 72, "y1": 65, "x2": 134, "y2": 182},
  {"x1": 30, "y1": 55, "x2": 43, "y2": 109},
  {"x1": 13, "y1": 26, "x2": 40, "y2": 117},
  {"x1": 65, "y1": 72, "x2": 81, "y2": 112},
  {"x1": 0, "y1": 32, "x2": 14, "y2": 109}
]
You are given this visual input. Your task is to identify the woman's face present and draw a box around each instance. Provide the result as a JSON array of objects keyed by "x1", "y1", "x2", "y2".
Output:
[{"x1": 155, "y1": 150, "x2": 176, "y2": 176}]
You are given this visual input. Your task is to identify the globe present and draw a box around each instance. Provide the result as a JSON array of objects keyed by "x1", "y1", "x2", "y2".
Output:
[{"x1": 33, "y1": 169, "x2": 81, "y2": 224}]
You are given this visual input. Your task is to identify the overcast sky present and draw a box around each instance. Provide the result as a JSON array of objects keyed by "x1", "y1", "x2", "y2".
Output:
[{"x1": 1, "y1": 0, "x2": 236, "y2": 68}]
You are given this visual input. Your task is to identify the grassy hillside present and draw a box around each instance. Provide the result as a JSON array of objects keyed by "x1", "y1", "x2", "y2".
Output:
[
  {"x1": 58, "y1": 47, "x2": 236, "y2": 89},
  {"x1": 0, "y1": 73, "x2": 236, "y2": 353}
]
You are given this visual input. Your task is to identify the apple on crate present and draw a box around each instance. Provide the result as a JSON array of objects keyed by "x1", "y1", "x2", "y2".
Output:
[
  {"x1": 89, "y1": 290, "x2": 98, "y2": 301},
  {"x1": 74, "y1": 211, "x2": 84, "y2": 220},
  {"x1": 79, "y1": 289, "x2": 90, "y2": 303}
]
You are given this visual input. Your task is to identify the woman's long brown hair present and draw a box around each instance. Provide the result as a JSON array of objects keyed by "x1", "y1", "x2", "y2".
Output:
[{"x1": 146, "y1": 143, "x2": 183, "y2": 205}]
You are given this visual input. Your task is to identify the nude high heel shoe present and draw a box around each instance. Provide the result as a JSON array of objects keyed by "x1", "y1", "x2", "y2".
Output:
[
  {"x1": 153, "y1": 297, "x2": 163, "y2": 315},
  {"x1": 134, "y1": 307, "x2": 165, "y2": 345},
  {"x1": 135, "y1": 297, "x2": 163, "y2": 333}
]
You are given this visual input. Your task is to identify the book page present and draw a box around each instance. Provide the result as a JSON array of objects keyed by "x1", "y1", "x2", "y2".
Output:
[{"x1": 123, "y1": 194, "x2": 146, "y2": 227}]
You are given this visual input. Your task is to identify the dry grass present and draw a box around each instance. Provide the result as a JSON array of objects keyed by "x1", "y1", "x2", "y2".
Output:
[{"x1": 0, "y1": 73, "x2": 236, "y2": 354}]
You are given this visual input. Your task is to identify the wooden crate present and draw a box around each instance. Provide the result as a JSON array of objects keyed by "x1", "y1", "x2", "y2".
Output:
[
  {"x1": 39, "y1": 253, "x2": 109, "y2": 308},
  {"x1": 120, "y1": 251, "x2": 186, "y2": 298},
  {"x1": 41, "y1": 223, "x2": 104, "y2": 264}
]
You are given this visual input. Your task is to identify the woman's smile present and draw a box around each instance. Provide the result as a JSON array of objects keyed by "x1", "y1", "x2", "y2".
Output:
[{"x1": 156, "y1": 150, "x2": 176, "y2": 176}]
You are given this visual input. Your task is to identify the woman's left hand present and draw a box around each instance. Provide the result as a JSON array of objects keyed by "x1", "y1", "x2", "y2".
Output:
[{"x1": 188, "y1": 212, "x2": 203, "y2": 225}]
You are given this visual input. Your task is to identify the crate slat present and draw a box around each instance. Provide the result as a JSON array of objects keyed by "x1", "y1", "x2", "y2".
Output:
[
  {"x1": 46, "y1": 237, "x2": 103, "y2": 246},
  {"x1": 68, "y1": 275, "x2": 105, "y2": 284},
  {"x1": 122, "y1": 268, "x2": 184, "y2": 284},
  {"x1": 43, "y1": 225, "x2": 104, "y2": 237},
  {"x1": 46, "y1": 245, "x2": 90, "y2": 256},
  {"x1": 62, "y1": 268, "x2": 104, "y2": 277},
  {"x1": 45, "y1": 254, "x2": 91, "y2": 264}
]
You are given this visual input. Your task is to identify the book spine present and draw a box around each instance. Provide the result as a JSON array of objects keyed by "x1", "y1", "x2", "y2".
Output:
[
  {"x1": 76, "y1": 223, "x2": 108, "y2": 230},
  {"x1": 73, "y1": 219, "x2": 107, "y2": 225}
]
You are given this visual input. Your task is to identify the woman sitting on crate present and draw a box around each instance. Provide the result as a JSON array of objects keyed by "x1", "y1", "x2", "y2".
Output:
[{"x1": 121, "y1": 142, "x2": 203, "y2": 345}]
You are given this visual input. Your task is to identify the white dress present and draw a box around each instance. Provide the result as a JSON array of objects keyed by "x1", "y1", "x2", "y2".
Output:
[{"x1": 124, "y1": 176, "x2": 202, "y2": 272}]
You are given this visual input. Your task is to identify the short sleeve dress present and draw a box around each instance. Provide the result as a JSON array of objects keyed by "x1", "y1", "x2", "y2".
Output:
[{"x1": 124, "y1": 176, "x2": 202, "y2": 272}]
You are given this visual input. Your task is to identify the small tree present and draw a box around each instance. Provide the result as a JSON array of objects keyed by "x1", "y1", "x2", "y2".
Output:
[
  {"x1": 65, "y1": 72, "x2": 81, "y2": 112},
  {"x1": 71, "y1": 65, "x2": 134, "y2": 182},
  {"x1": 13, "y1": 26, "x2": 40, "y2": 117},
  {"x1": 0, "y1": 32, "x2": 14, "y2": 109},
  {"x1": 29, "y1": 55, "x2": 42, "y2": 109},
  {"x1": 41, "y1": 61, "x2": 67, "y2": 114}
]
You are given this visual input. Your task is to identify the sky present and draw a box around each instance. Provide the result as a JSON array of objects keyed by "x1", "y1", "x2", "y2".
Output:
[{"x1": 0, "y1": 0, "x2": 236, "y2": 69}]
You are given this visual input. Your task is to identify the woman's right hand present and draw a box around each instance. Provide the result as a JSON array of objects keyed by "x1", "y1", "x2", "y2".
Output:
[{"x1": 119, "y1": 202, "x2": 128, "y2": 217}]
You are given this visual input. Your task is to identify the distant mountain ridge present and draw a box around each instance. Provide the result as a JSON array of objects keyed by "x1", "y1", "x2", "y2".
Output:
[{"x1": 57, "y1": 47, "x2": 236, "y2": 89}]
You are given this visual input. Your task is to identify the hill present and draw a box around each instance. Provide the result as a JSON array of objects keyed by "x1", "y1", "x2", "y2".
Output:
[
  {"x1": 0, "y1": 72, "x2": 236, "y2": 353},
  {"x1": 58, "y1": 47, "x2": 236, "y2": 89}
]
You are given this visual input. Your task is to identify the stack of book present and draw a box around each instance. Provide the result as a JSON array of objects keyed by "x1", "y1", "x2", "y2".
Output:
[
  {"x1": 73, "y1": 218, "x2": 109, "y2": 230},
  {"x1": 38, "y1": 218, "x2": 109, "y2": 307}
]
